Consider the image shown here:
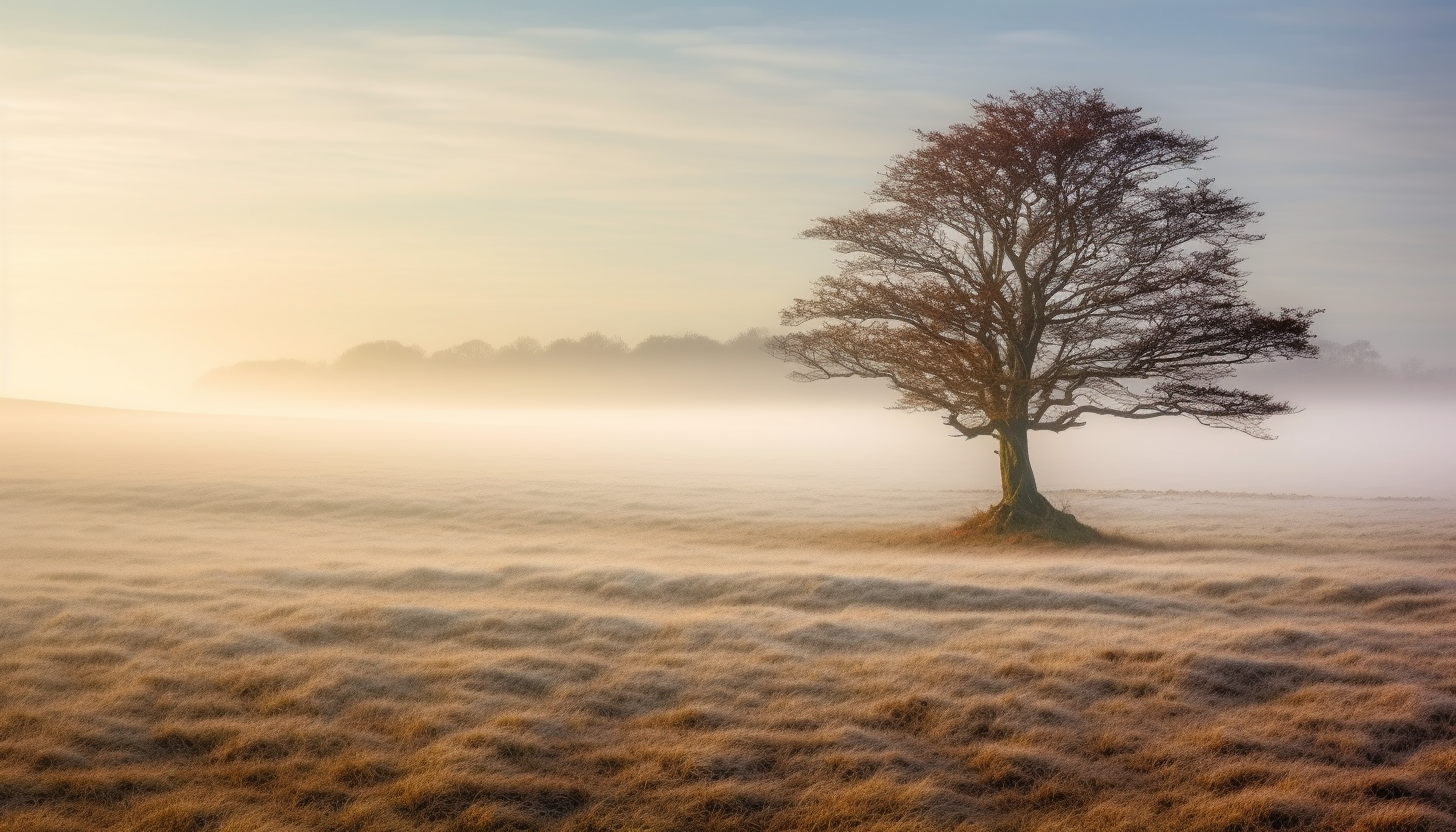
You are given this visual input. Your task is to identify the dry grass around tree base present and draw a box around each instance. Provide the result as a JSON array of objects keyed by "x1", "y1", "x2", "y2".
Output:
[{"x1": 949, "y1": 499, "x2": 1106, "y2": 546}]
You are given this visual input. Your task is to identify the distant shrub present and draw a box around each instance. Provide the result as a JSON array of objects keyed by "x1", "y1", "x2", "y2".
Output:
[
  {"x1": 632, "y1": 333, "x2": 726, "y2": 360},
  {"x1": 724, "y1": 327, "x2": 771, "y2": 354},
  {"x1": 494, "y1": 337, "x2": 544, "y2": 361},
  {"x1": 545, "y1": 332, "x2": 630, "y2": 361},
  {"x1": 333, "y1": 340, "x2": 426, "y2": 371},
  {"x1": 430, "y1": 339, "x2": 494, "y2": 366}
]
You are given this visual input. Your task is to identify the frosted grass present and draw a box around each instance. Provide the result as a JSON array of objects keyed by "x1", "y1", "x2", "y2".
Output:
[{"x1": 1, "y1": 399, "x2": 1453, "y2": 830}]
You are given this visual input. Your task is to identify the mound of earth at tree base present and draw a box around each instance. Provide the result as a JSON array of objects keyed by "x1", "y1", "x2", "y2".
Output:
[{"x1": 950, "y1": 500, "x2": 1106, "y2": 545}]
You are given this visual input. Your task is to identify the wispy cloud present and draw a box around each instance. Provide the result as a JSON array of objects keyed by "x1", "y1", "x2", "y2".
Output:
[
  {"x1": 992, "y1": 29, "x2": 1080, "y2": 47},
  {"x1": 1, "y1": 27, "x2": 939, "y2": 205}
]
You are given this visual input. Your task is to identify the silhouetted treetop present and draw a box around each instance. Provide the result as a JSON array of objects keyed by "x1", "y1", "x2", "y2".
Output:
[
  {"x1": 431, "y1": 339, "x2": 495, "y2": 366},
  {"x1": 545, "y1": 332, "x2": 630, "y2": 360},
  {"x1": 769, "y1": 87, "x2": 1320, "y2": 536},
  {"x1": 334, "y1": 341, "x2": 427, "y2": 371}
]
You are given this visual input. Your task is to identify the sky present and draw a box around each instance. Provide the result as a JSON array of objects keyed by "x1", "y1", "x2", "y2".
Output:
[{"x1": 0, "y1": 0, "x2": 1452, "y2": 406}]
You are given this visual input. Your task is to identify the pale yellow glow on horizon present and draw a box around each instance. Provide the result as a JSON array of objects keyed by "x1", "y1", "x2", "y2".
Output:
[{"x1": 0, "y1": 28, "x2": 957, "y2": 406}]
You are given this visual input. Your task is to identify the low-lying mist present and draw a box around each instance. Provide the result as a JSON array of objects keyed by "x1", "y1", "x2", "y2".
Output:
[
  {"x1": 176, "y1": 328, "x2": 1456, "y2": 501},
  {"x1": 1, "y1": 399, "x2": 1453, "y2": 831}
]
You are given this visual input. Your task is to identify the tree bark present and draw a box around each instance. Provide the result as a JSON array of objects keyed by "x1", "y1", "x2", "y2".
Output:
[
  {"x1": 961, "y1": 422, "x2": 1095, "y2": 539},
  {"x1": 997, "y1": 422, "x2": 1050, "y2": 519}
]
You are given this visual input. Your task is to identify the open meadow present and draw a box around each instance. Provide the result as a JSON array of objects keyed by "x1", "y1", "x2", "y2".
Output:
[{"x1": 2, "y1": 398, "x2": 1455, "y2": 831}]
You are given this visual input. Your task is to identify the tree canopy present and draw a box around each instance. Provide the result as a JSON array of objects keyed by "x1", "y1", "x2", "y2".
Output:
[{"x1": 769, "y1": 87, "x2": 1319, "y2": 537}]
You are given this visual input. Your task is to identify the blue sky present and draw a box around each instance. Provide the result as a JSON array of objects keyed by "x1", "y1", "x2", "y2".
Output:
[{"x1": 0, "y1": 0, "x2": 1451, "y2": 404}]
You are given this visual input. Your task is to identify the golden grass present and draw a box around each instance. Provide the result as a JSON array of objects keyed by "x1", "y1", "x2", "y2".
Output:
[
  {"x1": 1, "y1": 402, "x2": 1455, "y2": 830},
  {"x1": 5, "y1": 537, "x2": 1455, "y2": 830}
]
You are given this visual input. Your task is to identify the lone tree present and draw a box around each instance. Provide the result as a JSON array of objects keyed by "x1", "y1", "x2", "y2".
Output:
[{"x1": 769, "y1": 88, "x2": 1319, "y2": 538}]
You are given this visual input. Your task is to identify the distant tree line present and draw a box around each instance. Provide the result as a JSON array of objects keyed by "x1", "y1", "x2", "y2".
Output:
[
  {"x1": 338, "y1": 329, "x2": 774, "y2": 371},
  {"x1": 195, "y1": 329, "x2": 870, "y2": 405},
  {"x1": 195, "y1": 330, "x2": 1453, "y2": 406}
]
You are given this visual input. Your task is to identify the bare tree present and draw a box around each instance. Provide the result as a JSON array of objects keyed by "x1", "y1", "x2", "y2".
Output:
[{"x1": 769, "y1": 88, "x2": 1319, "y2": 537}]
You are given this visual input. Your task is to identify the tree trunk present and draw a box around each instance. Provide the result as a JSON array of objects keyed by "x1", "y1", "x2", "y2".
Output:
[
  {"x1": 961, "y1": 422, "x2": 1097, "y2": 540},
  {"x1": 997, "y1": 422, "x2": 1051, "y2": 521}
]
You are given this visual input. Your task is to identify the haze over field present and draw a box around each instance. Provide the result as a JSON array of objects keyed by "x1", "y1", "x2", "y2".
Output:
[
  {"x1": 181, "y1": 328, "x2": 1456, "y2": 500},
  {"x1": 3, "y1": 400, "x2": 1456, "y2": 830}
]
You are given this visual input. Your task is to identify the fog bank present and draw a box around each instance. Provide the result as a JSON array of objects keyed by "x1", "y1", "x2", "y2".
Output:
[{"x1": 4, "y1": 392, "x2": 1453, "y2": 500}]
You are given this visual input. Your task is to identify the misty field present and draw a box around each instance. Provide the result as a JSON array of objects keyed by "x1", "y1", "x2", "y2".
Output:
[{"x1": 2, "y1": 400, "x2": 1455, "y2": 831}]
